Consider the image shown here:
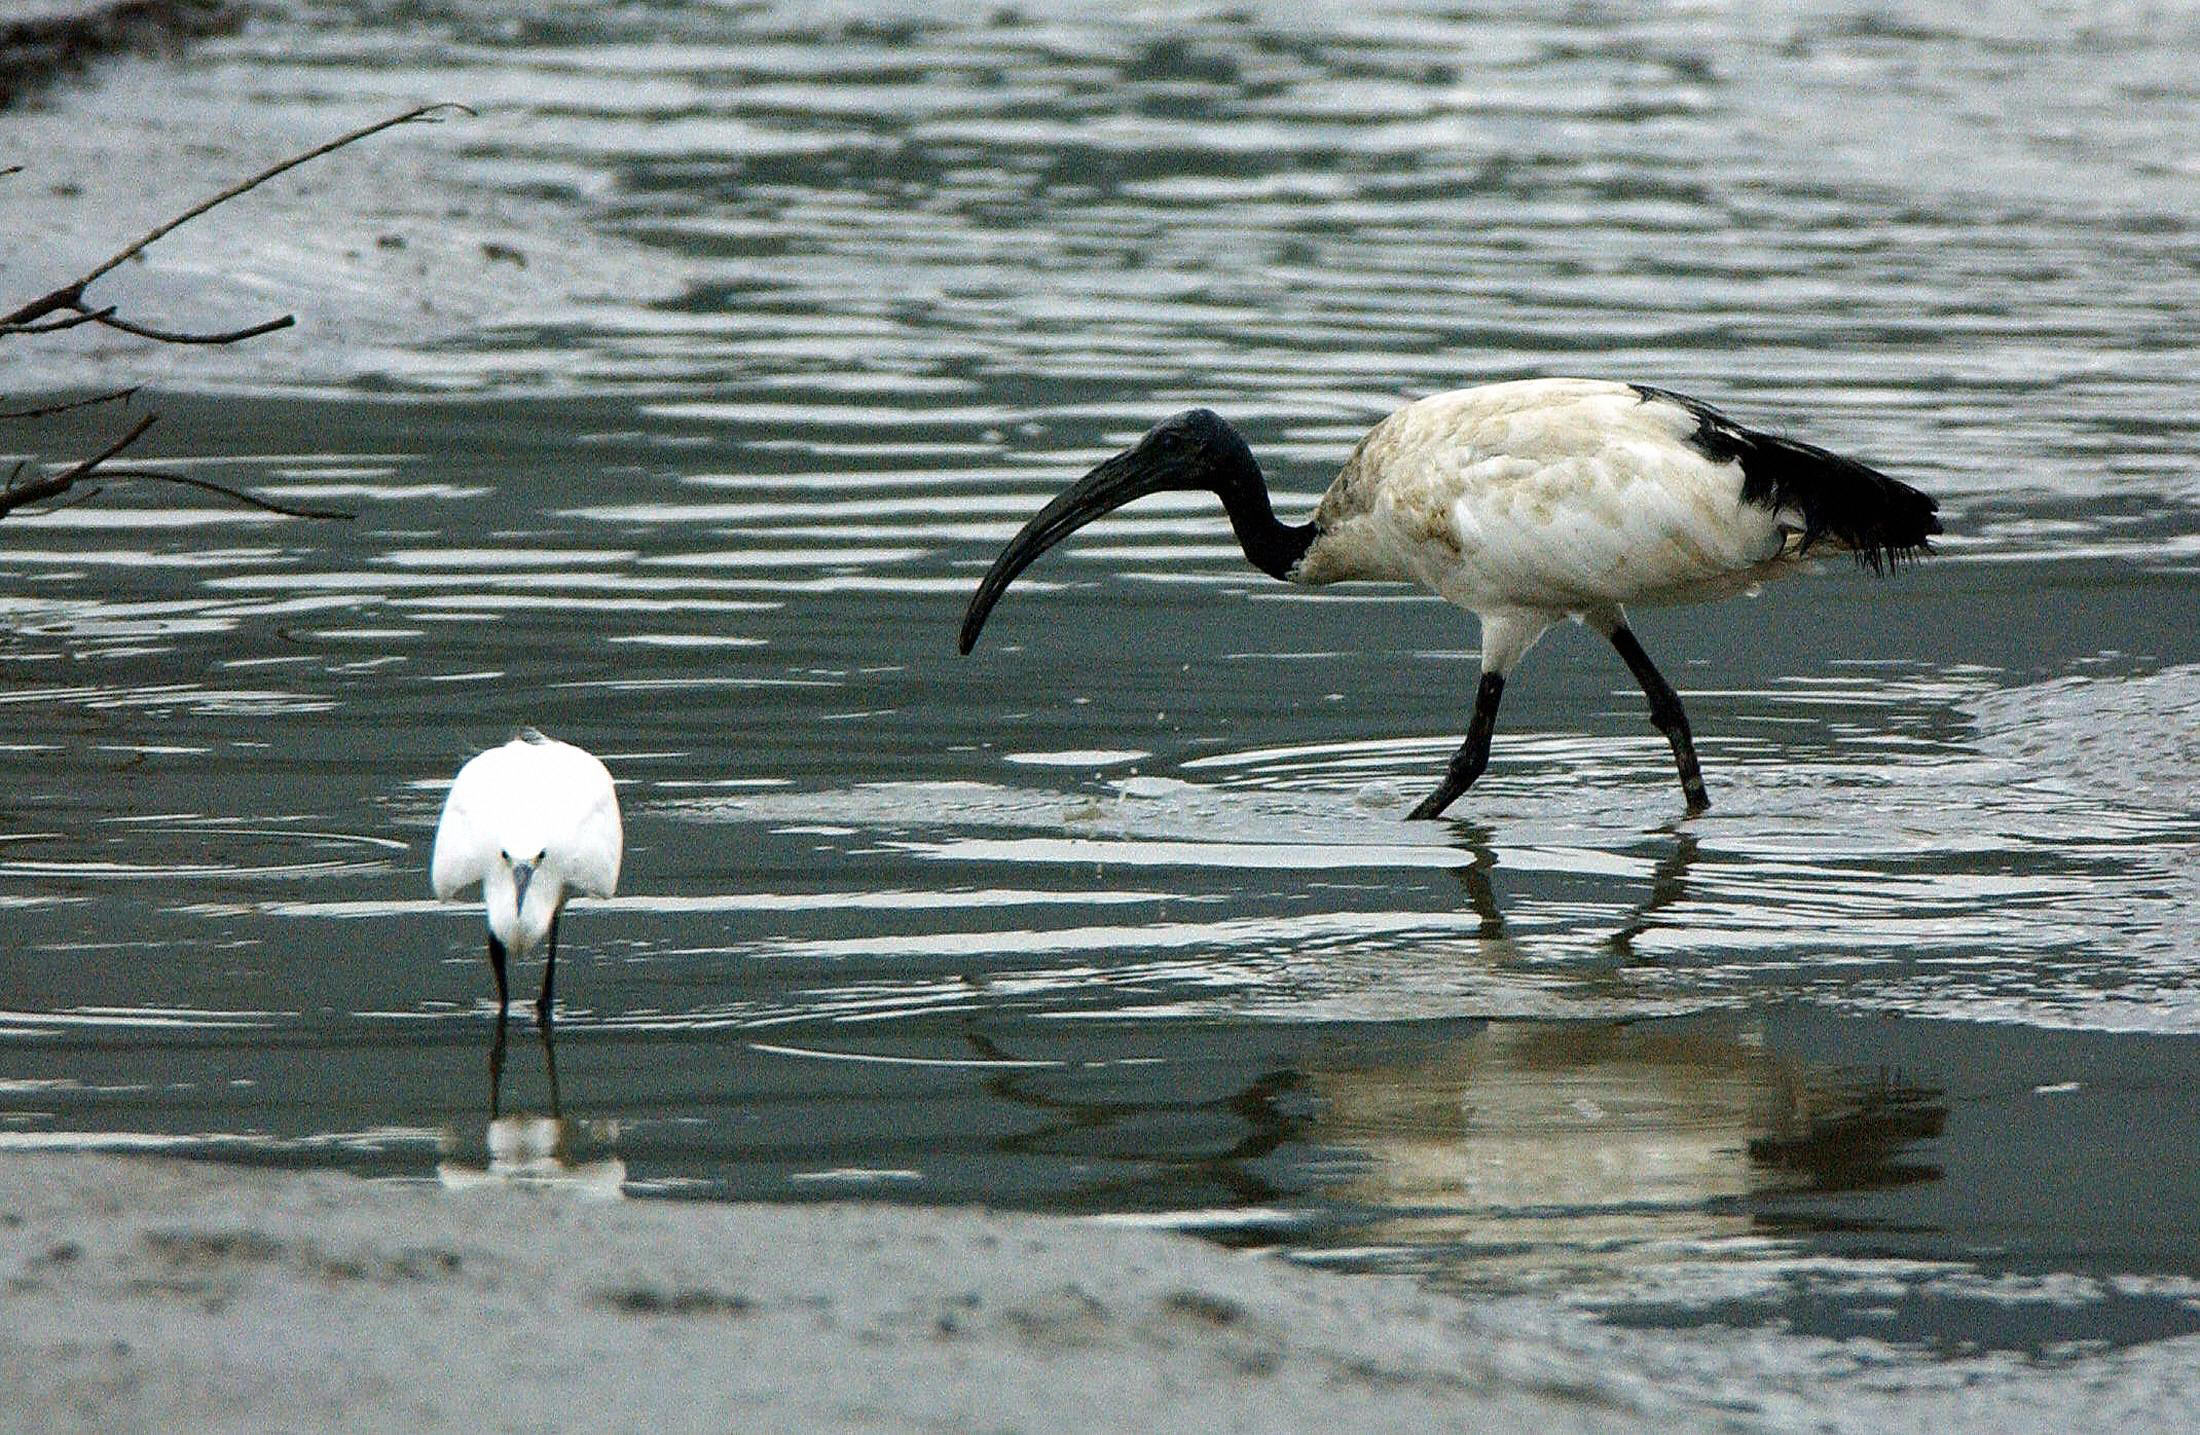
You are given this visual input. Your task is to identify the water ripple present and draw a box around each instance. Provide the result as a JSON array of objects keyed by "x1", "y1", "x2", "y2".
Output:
[{"x1": 2, "y1": 0, "x2": 2197, "y2": 1376}]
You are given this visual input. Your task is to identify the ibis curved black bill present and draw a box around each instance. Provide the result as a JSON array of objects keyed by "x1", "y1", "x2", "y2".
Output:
[
  {"x1": 958, "y1": 443, "x2": 1189, "y2": 654},
  {"x1": 958, "y1": 408, "x2": 1302, "y2": 654}
]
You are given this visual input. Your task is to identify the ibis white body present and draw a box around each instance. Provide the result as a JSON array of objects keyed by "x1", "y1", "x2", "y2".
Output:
[
  {"x1": 1301, "y1": 380, "x2": 1792, "y2": 664},
  {"x1": 430, "y1": 730, "x2": 622, "y2": 1014},
  {"x1": 961, "y1": 377, "x2": 1939, "y2": 817}
]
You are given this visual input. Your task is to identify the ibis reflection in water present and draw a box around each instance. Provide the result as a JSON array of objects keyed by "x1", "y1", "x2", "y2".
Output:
[
  {"x1": 430, "y1": 729, "x2": 623, "y2": 1024},
  {"x1": 960, "y1": 379, "x2": 1941, "y2": 817},
  {"x1": 1305, "y1": 1019, "x2": 1946, "y2": 1287}
]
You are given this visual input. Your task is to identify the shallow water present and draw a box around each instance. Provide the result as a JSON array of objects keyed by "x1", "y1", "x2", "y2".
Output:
[{"x1": 3, "y1": 0, "x2": 2199, "y2": 1412}]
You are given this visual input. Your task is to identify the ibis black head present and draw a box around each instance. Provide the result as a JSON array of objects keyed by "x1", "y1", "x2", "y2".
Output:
[{"x1": 959, "y1": 409, "x2": 1268, "y2": 654}]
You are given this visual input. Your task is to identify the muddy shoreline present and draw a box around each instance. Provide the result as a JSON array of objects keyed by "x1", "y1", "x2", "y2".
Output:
[{"x1": 0, "y1": 1151, "x2": 1705, "y2": 1434}]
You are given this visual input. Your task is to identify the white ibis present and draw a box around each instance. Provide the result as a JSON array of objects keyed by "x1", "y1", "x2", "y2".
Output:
[
  {"x1": 959, "y1": 378, "x2": 1939, "y2": 818},
  {"x1": 430, "y1": 730, "x2": 623, "y2": 1021}
]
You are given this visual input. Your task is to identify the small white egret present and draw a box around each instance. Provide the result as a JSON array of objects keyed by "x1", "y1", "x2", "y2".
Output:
[
  {"x1": 430, "y1": 730, "x2": 622, "y2": 1021},
  {"x1": 960, "y1": 379, "x2": 1940, "y2": 817}
]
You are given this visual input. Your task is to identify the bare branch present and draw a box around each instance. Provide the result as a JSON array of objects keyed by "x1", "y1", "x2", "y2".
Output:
[
  {"x1": 0, "y1": 105, "x2": 469, "y2": 527},
  {"x1": 78, "y1": 103, "x2": 475, "y2": 290},
  {"x1": 0, "y1": 305, "x2": 118, "y2": 336},
  {"x1": 0, "y1": 289, "x2": 82, "y2": 331},
  {"x1": 0, "y1": 388, "x2": 141, "y2": 422},
  {"x1": 0, "y1": 305, "x2": 292, "y2": 342},
  {"x1": 88, "y1": 468, "x2": 355, "y2": 521},
  {"x1": 0, "y1": 413, "x2": 158, "y2": 517},
  {"x1": 0, "y1": 415, "x2": 352, "y2": 521},
  {"x1": 32, "y1": 484, "x2": 108, "y2": 518},
  {"x1": 92, "y1": 311, "x2": 296, "y2": 345},
  {"x1": 1, "y1": 102, "x2": 475, "y2": 331},
  {"x1": 55, "y1": 413, "x2": 156, "y2": 478}
]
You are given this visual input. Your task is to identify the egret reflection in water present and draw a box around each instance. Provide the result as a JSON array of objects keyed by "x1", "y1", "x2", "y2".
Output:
[{"x1": 439, "y1": 1022, "x2": 626, "y2": 1201}]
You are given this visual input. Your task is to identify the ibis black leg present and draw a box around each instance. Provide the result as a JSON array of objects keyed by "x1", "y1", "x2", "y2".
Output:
[
  {"x1": 487, "y1": 933, "x2": 510, "y2": 1019},
  {"x1": 1608, "y1": 831, "x2": 1700, "y2": 960},
  {"x1": 1609, "y1": 625, "x2": 1710, "y2": 813},
  {"x1": 535, "y1": 912, "x2": 560, "y2": 1026},
  {"x1": 1458, "y1": 856, "x2": 1506, "y2": 939},
  {"x1": 1408, "y1": 672, "x2": 1506, "y2": 820}
]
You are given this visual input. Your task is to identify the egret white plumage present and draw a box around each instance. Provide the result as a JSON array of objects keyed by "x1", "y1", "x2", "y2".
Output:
[
  {"x1": 960, "y1": 378, "x2": 1940, "y2": 818},
  {"x1": 430, "y1": 730, "x2": 622, "y2": 1021}
]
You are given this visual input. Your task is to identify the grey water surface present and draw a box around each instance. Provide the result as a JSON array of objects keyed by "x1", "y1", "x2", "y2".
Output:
[{"x1": 3, "y1": 0, "x2": 2198, "y2": 1413}]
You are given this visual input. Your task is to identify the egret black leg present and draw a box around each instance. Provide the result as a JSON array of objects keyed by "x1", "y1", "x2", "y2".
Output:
[
  {"x1": 487, "y1": 933, "x2": 510, "y2": 1018},
  {"x1": 488, "y1": 1015, "x2": 509, "y2": 1119},
  {"x1": 1408, "y1": 672, "x2": 1506, "y2": 820},
  {"x1": 535, "y1": 912, "x2": 560, "y2": 1026},
  {"x1": 540, "y1": 1020, "x2": 563, "y2": 1120},
  {"x1": 1608, "y1": 625, "x2": 1710, "y2": 813}
]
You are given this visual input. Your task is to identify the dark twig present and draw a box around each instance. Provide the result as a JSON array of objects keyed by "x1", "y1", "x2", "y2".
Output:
[
  {"x1": 0, "y1": 105, "x2": 465, "y2": 526},
  {"x1": 0, "y1": 306, "x2": 118, "y2": 336},
  {"x1": 0, "y1": 102, "x2": 474, "y2": 333},
  {"x1": 92, "y1": 312, "x2": 297, "y2": 345},
  {"x1": 0, "y1": 413, "x2": 158, "y2": 517},
  {"x1": 92, "y1": 468, "x2": 354, "y2": 520},
  {"x1": 0, "y1": 415, "x2": 353, "y2": 521},
  {"x1": 77, "y1": 104, "x2": 473, "y2": 293},
  {"x1": 32, "y1": 484, "x2": 109, "y2": 518},
  {"x1": 0, "y1": 387, "x2": 140, "y2": 421}
]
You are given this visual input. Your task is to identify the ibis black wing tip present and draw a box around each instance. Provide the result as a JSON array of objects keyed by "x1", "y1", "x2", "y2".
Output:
[{"x1": 1888, "y1": 479, "x2": 1943, "y2": 556}]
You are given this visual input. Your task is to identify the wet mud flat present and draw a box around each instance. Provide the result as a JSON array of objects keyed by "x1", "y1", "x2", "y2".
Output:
[
  {"x1": 7, "y1": 1151, "x2": 2199, "y2": 1435},
  {"x1": 0, "y1": 1152, "x2": 1703, "y2": 1435}
]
